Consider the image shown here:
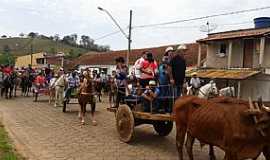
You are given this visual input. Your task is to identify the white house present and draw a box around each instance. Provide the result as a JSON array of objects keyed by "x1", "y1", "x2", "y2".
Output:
[{"x1": 192, "y1": 26, "x2": 270, "y2": 101}]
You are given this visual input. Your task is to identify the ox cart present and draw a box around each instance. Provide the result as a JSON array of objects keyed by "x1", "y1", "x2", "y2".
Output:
[{"x1": 107, "y1": 95, "x2": 174, "y2": 143}]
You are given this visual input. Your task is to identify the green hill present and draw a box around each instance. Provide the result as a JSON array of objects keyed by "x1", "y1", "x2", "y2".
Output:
[{"x1": 0, "y1": 37, "x2": 88, "y2": 57}]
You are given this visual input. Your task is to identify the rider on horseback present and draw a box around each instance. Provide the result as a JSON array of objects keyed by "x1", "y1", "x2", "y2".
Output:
[
  {"x1": 189, "y1": 72, "x2": 202, "y2": 95},
  {"x1": 64, "y1": 71, "x2": 79, "y2": 102}
]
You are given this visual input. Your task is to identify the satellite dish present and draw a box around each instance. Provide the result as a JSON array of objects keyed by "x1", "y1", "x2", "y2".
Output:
[{"x1": 200, "y1": 21, "x2": 218, "y2": 34}]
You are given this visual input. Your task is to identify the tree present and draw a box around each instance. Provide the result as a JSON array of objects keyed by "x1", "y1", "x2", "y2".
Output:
[
  {"x1": 70, "y1": 34, "x2": 78, "y2": 44},
  {"x1": 80, "y1": 35, "x2": 94, "y2": 49},
  {"x1": 53, "y1": 34, "x2": 60, "y2": 41},
  {"x1": 19, "y1": 33, "x2": 25, "y2": 38},
  {"x1": 28, "y1": 32, "x2": 38, "y2": 38},
  {"x1": 1, "y1": 35, "x2": 7, "y2": 38},
  {"x1": 62, "y1": 35, "x2": 73, "y2": 45},
  {"x1": 0, "y1": 53, "x2": 15, "y2": 66}
]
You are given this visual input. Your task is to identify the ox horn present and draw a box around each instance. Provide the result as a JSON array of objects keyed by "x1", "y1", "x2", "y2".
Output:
[{"x1": 262, "y1": 104, "x2": 270, "y2": 113}]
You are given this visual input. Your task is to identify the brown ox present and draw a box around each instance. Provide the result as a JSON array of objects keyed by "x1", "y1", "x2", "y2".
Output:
[{"x1": 174, "y1": 96, "x2": 270, "y2": 160}]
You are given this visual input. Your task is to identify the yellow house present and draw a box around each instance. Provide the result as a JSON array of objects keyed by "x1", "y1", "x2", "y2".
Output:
[{"x1": 15, "y1": 52, "x2": 46, "y2": 68}]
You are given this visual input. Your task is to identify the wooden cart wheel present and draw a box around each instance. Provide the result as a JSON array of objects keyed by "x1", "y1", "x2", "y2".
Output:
[
  {"x1": 116, "y1": 105, "x2": 134, "y2": 143},
  {"x1": 63, "y1": 100, "x2": 67, "y2": 113},
  {"x1": 153, "y1": 121, "x2": 173, "y2": 136}
]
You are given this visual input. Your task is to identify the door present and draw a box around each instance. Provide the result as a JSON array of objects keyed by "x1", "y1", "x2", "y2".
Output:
[{"x1": 243, "y1": 39, "x2": 254, "y2": 68}]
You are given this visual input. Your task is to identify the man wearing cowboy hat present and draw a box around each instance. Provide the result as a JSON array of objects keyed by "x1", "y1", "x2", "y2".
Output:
[
  {"x1": 168, "y1": 44, "x2": 187, "y2": 97},
  {"x1": 189, "y1": 72, "x2": 202, "y2": 95}
]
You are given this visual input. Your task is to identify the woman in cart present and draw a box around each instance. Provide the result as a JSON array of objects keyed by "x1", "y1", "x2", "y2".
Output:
[{"x1": 114, "y1": 57, "x2": 128, "y2": 108}]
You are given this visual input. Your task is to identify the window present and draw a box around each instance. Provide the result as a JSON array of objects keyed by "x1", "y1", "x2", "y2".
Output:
[
  {"x1": 219, "y1": 43, "x2": 227, "y2": 54},
  {"x1": 36, "y1": 58, "x2": 45, "y2": 64}
]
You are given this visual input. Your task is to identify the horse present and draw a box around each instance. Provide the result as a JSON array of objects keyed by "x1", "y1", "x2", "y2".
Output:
[
  {"x1": 13, "y1": 73, "x2": 21, "y2": 97},
  {"x1": 78, "y1": 76, "x2": 97, "y2": 125},
  {"x1": 21, "y1": 73, "x2": 34, "y2": 97},
  {"x1": 1, "y1": 74, "x2": 16, "y2": 99},
  {"x1": 219, "y1": 86, "x2": 235, "y2": 97},
  {"x1": 48, "y1": 77, "x2": 57, "y2": 104},
  {"x1": 186, "y1": 80, "x2": 218, "y2": 99}
]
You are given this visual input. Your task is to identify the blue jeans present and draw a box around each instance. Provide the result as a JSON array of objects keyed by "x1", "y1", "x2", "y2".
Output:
[
  {"x1": 143, "y1": 98, "x2": 159, "y2": 112},
  {"x1": 171, "y1": 85, "x2": 182, "y2": 98}
]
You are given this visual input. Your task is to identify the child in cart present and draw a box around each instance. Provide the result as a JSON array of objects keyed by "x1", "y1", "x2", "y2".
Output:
[
  {"x1": 142, "y1": 80, "x2": 163, "y2": 113},
  {"x1": 125, "y1": 78, "x2": 142, "y2": 108}
]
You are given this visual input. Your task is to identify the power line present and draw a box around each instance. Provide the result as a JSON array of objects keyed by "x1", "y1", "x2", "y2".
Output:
[
  {"x1": 94, "y1": 21, "x2": 253, "y2": 40},
  {"x1": 136, "y1": 21, "x2": 253, "y2": 30},
  {"x1": 94, "y1": 30, "x2": 121, "y2": 41},
  {"x1": 95, "y1": 6, "x2": 270, "y2": 41},
  {"x1": 133, "y1": 6, "x2": 270, "y2": 28}
]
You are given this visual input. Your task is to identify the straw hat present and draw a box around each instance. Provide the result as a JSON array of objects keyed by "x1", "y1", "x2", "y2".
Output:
[
  {"x1": 165, "y1": 46, "x2": 174, "y2": 53},
  {"x1": 177, "y1": 44, "x2": 187, "y2": 50}
]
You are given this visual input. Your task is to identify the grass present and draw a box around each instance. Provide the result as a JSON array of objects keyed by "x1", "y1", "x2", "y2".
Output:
[
  {"x1": 0, "y1": 37, "x2": 88, "y2": 56},
  {"x1": 0, "y1": 123, "x2": 23, "y2": 160}
]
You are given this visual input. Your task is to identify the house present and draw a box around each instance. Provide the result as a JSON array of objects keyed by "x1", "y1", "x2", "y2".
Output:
[
  {"x1": 15, "y1": 52, "x2": 46, "y2": 68},
  {"x1": 68, "y1": 43, "x2": 206, "y2": 74},
  {"x1": 44, "y1": 53, "x2": 65, "y2": 68},
  {"x1": 16, "y1": 52, "x2": 66, "y2": 69},
  {"x1": 192, "y1": 22, "x2": 270, "y2": 101}
]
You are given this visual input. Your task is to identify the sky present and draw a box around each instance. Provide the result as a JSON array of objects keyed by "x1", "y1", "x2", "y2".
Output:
[{"x1": 0, "y1": 0, "x2": 270, "y2": 50}]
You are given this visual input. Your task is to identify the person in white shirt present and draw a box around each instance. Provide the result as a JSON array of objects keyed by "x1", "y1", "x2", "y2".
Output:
[
  {"x1": 54, "y1": 70, "x2": 66, "y2": 107},
  {"x1": 189, "y1": 72, "x2": 201, "y2": 95},
  {"x1": 132, "y1": 52, "x2": 147, "y2": 79}
]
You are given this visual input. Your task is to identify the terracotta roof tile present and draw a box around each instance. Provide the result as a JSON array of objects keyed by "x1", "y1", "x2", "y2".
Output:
[
  {"x1": 197, "y1": 27, "x2": 270, "y2": 42},
  {"x1": 68, "y1": 43, "x2": 206, "y2": 69}
]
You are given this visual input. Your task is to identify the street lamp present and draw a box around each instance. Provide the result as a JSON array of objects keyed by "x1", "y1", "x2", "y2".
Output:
[{"x1": 98, "y1": 7, "x2": 132, "y2": 67}]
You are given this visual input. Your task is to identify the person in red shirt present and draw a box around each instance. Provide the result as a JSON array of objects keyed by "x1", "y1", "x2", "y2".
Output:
[
  {"x1": 3, "y1": 65, "x2": 12, "y2": 76},
  {"x1": 35, "y1": 72, "x2": 46, "y2": 87},
  {"x1": 139, "y1": 51, "x2": 158, "y2": 88}
]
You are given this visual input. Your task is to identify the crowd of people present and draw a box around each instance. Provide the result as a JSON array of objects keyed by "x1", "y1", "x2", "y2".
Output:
[
  {"x1": 112, "y1": 44, "x2": 188, "y2": 113},
  {"x1": 0, "y1": 43, "x2": 197, "y2": 115}
]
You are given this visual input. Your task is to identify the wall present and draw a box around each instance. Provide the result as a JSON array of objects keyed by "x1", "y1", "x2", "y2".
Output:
[
  {"x1": 205, "y1": 42, "x2": 228, "y2": 68},
  {"x1": 205, "y1": 39, "x2": 267, "y2": 69},
  {"x1": 15, "y1": 52, "x2": 45, "y2": 68},
  {"x1": 240, "y1": 74, "x2": 270, "y2": 101},
  {"x1": 230, "y1": 40, "x2": 244, "y2": 68},
  {"x1": 262, "y1": 38, "x2": 270, "y2": 68}
]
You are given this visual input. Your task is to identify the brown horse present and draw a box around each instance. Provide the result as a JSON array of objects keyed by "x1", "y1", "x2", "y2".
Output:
[{"x1": 78, "y1": 75, "x2": 97, "y2": 125}]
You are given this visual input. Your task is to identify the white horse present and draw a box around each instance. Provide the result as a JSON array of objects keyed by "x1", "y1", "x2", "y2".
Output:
[
  {"x1": 48, "y1": 77, "x2": 57, "y2": 104},
  {"x1": 219, "y1": 86, "x2": 235, "y2": 97},
  {"x1": 186, "y1": 80, "x2": 218, "y2": 99}
]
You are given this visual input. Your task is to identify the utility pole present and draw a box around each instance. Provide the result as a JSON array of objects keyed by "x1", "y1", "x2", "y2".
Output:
[
  {"x1": 127, "y1": 10, "x2": 132, "y2": 67},
  {"x1": 98, "y1": 7, "x2": 132, "y2": 67}
]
